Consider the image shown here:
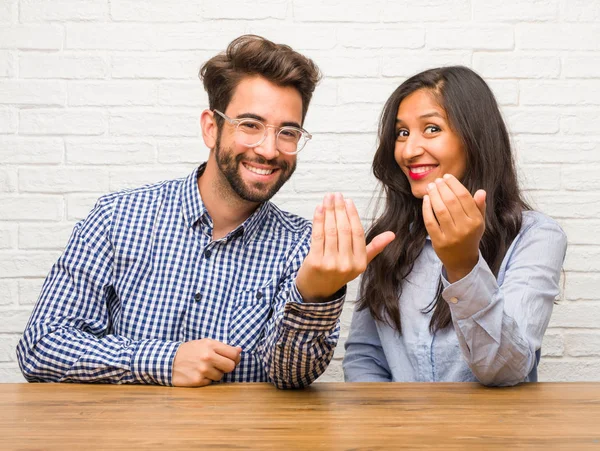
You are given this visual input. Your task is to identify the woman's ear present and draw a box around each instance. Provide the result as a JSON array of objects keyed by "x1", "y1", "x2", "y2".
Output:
[{"x1": 200, "y1": 109, "x2": 217, "y2": 149}]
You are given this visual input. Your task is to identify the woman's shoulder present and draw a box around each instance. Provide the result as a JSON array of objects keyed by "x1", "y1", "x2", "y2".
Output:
[{"x1": 517, "y1": 210, "x2": 568, "y2": 247}]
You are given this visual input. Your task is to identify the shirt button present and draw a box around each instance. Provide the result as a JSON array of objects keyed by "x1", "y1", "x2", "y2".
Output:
[
  {"x1": 204, "y1": 249, "x2": 211, "y2": 259},
  {"x1": 256, "y1": 291, "x2": 263, "y2": 300},
  {"x1": 450, "y1": 296, "x2": 458, "y2": 304},
  {"x1": 194, "y1": 292, "x2": 202, "y2": 302}
]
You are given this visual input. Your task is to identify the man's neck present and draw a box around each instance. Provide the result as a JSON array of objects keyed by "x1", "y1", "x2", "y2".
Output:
[{"x1": 198, "y1": 161, "x2": 260, "y2": 241}]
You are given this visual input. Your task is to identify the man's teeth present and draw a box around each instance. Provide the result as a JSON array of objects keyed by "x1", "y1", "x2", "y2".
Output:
[
  {"x1": 411, "y1": 165, "x2": 437, "y2": 174},
  {"x1": 245, "y1": 164, "x2": 274, "y2": 175}
]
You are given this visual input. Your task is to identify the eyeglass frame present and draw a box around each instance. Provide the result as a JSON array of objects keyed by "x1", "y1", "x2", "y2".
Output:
[{"x1": 212, "y1": 109, "x2": 312, "y2": 155}]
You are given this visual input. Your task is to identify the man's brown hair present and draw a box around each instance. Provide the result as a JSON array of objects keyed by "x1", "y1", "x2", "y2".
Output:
[{"x1": 199, "y1": 35, "x2": 321, "y2": 124}]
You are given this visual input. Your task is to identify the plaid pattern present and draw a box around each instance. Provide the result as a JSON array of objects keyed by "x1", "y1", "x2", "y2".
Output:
[{"x1": 17, "y1": 165, "x2": 344, "y2": 389}]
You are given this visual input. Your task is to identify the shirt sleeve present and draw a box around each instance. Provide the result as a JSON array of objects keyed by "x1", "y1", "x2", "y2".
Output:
[
  {"x1": 256, "y1": 226, "x2": 344, "y2": 389},
  {"x1": 440, "y1": 218, "x2": 567, "y2": 386},
  {"x1": 16, "y1": 197, "x2": 182, "y2": 386},
  {"x1": 342, "y1": 302, "x2": 393, "y2": 382}
]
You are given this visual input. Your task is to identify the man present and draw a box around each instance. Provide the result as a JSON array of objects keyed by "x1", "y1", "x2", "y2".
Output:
[{"x1": 16, "y1": 35, "x2": 394, "y2": 389}]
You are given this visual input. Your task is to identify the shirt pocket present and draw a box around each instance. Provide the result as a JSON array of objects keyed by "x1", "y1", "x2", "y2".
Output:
[{"x1": 227, "y1": 279, "x2": 277, "y2": 351}]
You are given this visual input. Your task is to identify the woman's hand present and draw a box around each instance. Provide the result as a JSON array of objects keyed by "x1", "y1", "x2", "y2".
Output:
[{"x1": 422, "y1": 174, "x2": 486, "y2": 283}]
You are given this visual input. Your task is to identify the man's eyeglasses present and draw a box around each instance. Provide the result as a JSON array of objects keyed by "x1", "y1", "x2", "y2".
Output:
[{"x1": 213, "y1": 109, "x2": 312, "y2": 155}]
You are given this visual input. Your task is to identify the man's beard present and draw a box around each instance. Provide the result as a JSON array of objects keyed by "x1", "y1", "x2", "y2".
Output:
[{"x1": 214, "y1": 135, "x2": 296, "y2": 203}]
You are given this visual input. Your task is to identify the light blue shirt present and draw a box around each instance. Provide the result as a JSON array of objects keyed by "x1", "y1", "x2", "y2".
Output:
[{"x1": 343, "y1": 211, "x2": 567, "y2": 386}]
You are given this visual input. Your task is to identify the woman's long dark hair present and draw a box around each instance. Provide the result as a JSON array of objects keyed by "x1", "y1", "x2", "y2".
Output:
[{"x1": 358, "y1": 66, "x2": 531, "y2": 334}]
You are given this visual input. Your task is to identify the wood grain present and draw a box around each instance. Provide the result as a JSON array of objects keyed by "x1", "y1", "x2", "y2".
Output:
[{"x1": 1, "y1": 382, "x2": 599, "y2": 450}]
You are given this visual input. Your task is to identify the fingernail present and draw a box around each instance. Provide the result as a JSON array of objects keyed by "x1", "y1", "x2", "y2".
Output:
[
  {"x1": 443, "y1": 173, "x2": 451, "y2": 180},
  {"x1": 316, "y1": 204, "x2": 324, "y2": 214},
  {"x1": 335, "y1": 192, "x2": 343, "y2": 201},
  {"x1": 435, "y1": 178, "x2": 443, "y2": 184},
  {"x1": 428, "y1": 183, "x2": 435, "y2": 191},
  {"x1": 345, "y1": 198, "x2": 354, "y2": 207}
]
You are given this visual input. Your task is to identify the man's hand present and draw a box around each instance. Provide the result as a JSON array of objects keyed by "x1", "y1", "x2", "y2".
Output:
[
  {"x1": 423, "y1": 174, "x2": 486, "y2": 283},
  {"x1": 296, "y1": 192, "x2": 395, "y2": 302},
  {"x1": 172, "y1": 339, "x2": 242, "y2": 387}
]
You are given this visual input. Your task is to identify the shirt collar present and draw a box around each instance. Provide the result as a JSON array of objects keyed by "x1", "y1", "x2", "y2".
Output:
[{"x1": 180, "y1": 162, "x2": 271, "y2": 244}]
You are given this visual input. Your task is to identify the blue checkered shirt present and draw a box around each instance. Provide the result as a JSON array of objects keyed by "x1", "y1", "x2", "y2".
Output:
[{"x1": 17, "y1": 165, "x2": 344, "y2": 389}]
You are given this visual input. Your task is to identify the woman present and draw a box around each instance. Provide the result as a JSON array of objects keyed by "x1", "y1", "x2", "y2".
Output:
[{"x1": 343, "y1": 66, "x2": 567, "y2": 386}]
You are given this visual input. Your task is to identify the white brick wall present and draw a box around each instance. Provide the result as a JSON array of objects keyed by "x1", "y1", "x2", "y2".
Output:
[{"x1": 1, "y1": 0, "x2": 599, "y2": 384}]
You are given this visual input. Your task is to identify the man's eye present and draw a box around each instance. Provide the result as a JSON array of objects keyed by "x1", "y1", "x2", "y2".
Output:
[{"x1": 239, "y1": 121, "x2": 260, "y2": 130}]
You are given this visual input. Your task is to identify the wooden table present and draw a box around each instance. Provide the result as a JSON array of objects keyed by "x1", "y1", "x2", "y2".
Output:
[{"x1": 1, "y1": 382, "x2": 599, "y2": 450}]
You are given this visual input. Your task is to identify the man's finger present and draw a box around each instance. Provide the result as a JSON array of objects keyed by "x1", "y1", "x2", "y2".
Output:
[
  {"x1": 310, "y1": 203, "x2": 325, "y2": 256},
  {"x1": 345, "y1": 198, "x2": 367, "y2": 262},
  {"x1": 213, "y1": 341, "x2": 243, "y2": 361},
  {"x1": 323, "y1": 193, "x2": 338, "y2": 256},
  {"x1": 365, "y1": 231, "x2": 395, "y2": 264},
  {"x1": 334, "y1": 193, "x2": 352, "y2": 260}
]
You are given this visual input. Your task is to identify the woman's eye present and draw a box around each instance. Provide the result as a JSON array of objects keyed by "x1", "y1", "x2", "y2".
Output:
[
  {"x1": 396, "y1": 129, "x2": 409, "y2": 139},
  {"x1": 424, "y1": 125, "x2": 441, "y2": 134}
]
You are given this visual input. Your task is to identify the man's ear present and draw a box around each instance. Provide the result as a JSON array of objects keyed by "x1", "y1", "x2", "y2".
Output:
[{"x1": 200, "y1": 109, "x2": 217, "y2": 149}]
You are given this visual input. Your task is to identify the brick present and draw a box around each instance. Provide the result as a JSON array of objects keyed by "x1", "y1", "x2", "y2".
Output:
[
  {"x1": 486, "y1": 80, "x2": 518, "y2": 106},
  {"x1": 109, "y1": 110, "x2": 199, "y2": 137},
  {"x1": 564, "y1": 273, "x2": 600, "y2": 301},
  {"x1": 428, "y1": 26, "x2": 513, "y2": 50},
  {"x1": 0, "y1": 309, "x2": 33, "y2": 334},
  {"x1": 68, "y1": 81, "x2": 157, "y2": 107},
  {"x1": 316, "y1": 54, "x2": 379, "y2": 78},
  {"x1": 0, "y1": 280, "x2": 17, "y2": 306},
  {"x1": 66, "y1": 194, "x2": 100, "y2": 221},
  {"x1": 566, "y1": 333, "x2": 600, "y2": 357},
  {"x1": 473, "y1": 0, "x2": 558, "y2": 21},
  {"x1": 563, "y1": 55, "x2": 600, "y2": 78},
  {"x1": 521, "y1": 81, "x2": 600, "y2": 106},
  {"x1": 0, "y1": 80, "x2": 65, "y2": 106},
  {"x1": 293, "y1": 0, "x2": 380, "y2": 22},
  {"x1": 0, "y1": 25, "x2": 63, "y2": 50},
  {"x1": 504, "y1": 108, "x2": 560, "y2": 134},
  {"x1": 0, "y1": 335, "x2": 20, "y2": 362},
  {"x1": 550, "y1": 303, "x2": 600, "y2": 328},
  {"x1": 19, "y1": 52, "x2": 107, "y2": 79},
  {"x1": 0, "y1": 223, "x2": 17, "y2": 249},
  {"x1": 519, "y1": 165, "x2": 561, "y2": 191},
  {"x1": 517, "y1": 24, "x2": 600, "y2": 50},
  {"x1": 246, "y1": 25, "x2": 336, "y2": 51},
  {"x1": 473, "y1": 53, "x2": 560, "y2": 78},
  {"x1": 559, "y1": 220, "x2": 600, "y2": 245},
  {"x1": 381, "y1": 52, "x2": 471, "y2": 78},
  {"x1": 109, "y1": 166, "x2": 194, "y2": 191},
  {"x1": 515, "y1": 137, "x2": 600, "y2": 164},
  {"x1": 205, "y1": 0, "x2": 287, "y2": 19},
  {"x1": 0, "y1": 50, "x2": 12, "y2": 77},
  {"x1": 337, "y1": 26, "x2": 425, "y2": 49},
  {"x1": 0, "y1": 365, "x2": 26, "y2": 382},
  {"x1": 338, "y1": 79, "x2": 400, "y2": 105},
  {"x1": 19, "y1": 167, "x2": 110, "y2": 193},
  {"x1": 298, "y1": 133, "x2": 377, "y2": 164},
  {"x1": 562, "y1": 165, "x2": 600, "y2": 191},
  {"x1": 111, "y1": 52, "x2": 211, "y2": 80},
  {"x1": 0, "y1": 137, "x2": 64, "y2": 164},
  {"x1": 0, "y1": 107, "x2": 17, "y2": 133},
  {"x1": 382, "y1": 0, "x2": 470, "y2": 22},
  {"x1": 311, "y1": 78, "x2": 337, "y2": 106},
  {"x1": 158, "y1": 81, "x2": 208, "y2": 107},
  {"x1": 67, "y1": 23, "x2": 246, "y2": 51},
  {"x1": 111, "y1": 0, "x2": 203, "y2": 22},
  {"x1": 304, "y1": 104, "x2": 382, "y2": 133},
  {"x1": 157, "y1": 139, "x2": 210, "y2": 164},
  {"x1": 538, "y1": 358, "x2": 600, "y2": 382},
  {"x1": 0, "y1": 168, "x2": 17, "y2": 193},
  {"x1": 0, "y1": 0, "x2": 16, "y2": 23},
  {"x1": 564, "y1": 0, "x2": 600, "y2": 22},
  {"x1": 273, "y1": 194, "x2": 373, "y2": 222},
  {"x1": 20, "y1": 109, "x2": 106, "y2": 136},
  {"x1": 541, "y1": 331, "x2": 564, "y2": 357},
  {"x1": 292, "y1": 163, "x2": 377, "y2": 193},
  {"x1": 18, "y1": 279, "x2": 45, "y2": 306},
  {"x1": 562, "y1": 111, "x2": 600, "y2": 135},
  {"x1": 532, "y1": 192, "x2": 600, "y2": 220},
  {"x1": 66, "y1": 138, "x2": 156, "y2": 165},
  {"x1": 315, "y1": 359, "x2": 343, "y2": 382},
  {"x1": 20, "y1": 0, "x2": 108, "y2": 21},
  {"x1": 19, "y1": 223, "x2": 74, "y2": 250},
  {"x1": 563, "y1": 246, "x2": 600, "y2": 272},
  {"x1": 0, "y1": 251, "x2": 61, "y2": 278},
  {"x1": 0, "y1": 196, "x2": 63, "y2": 221}
]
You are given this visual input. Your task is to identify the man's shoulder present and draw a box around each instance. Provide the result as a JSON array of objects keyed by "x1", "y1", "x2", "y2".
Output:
[
  {"x1": 94, "y1": 176, "x2": 186, "y2": 214},
  {"x1": 263, "y1": 202, "x2": 312, "y2": 237}
]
